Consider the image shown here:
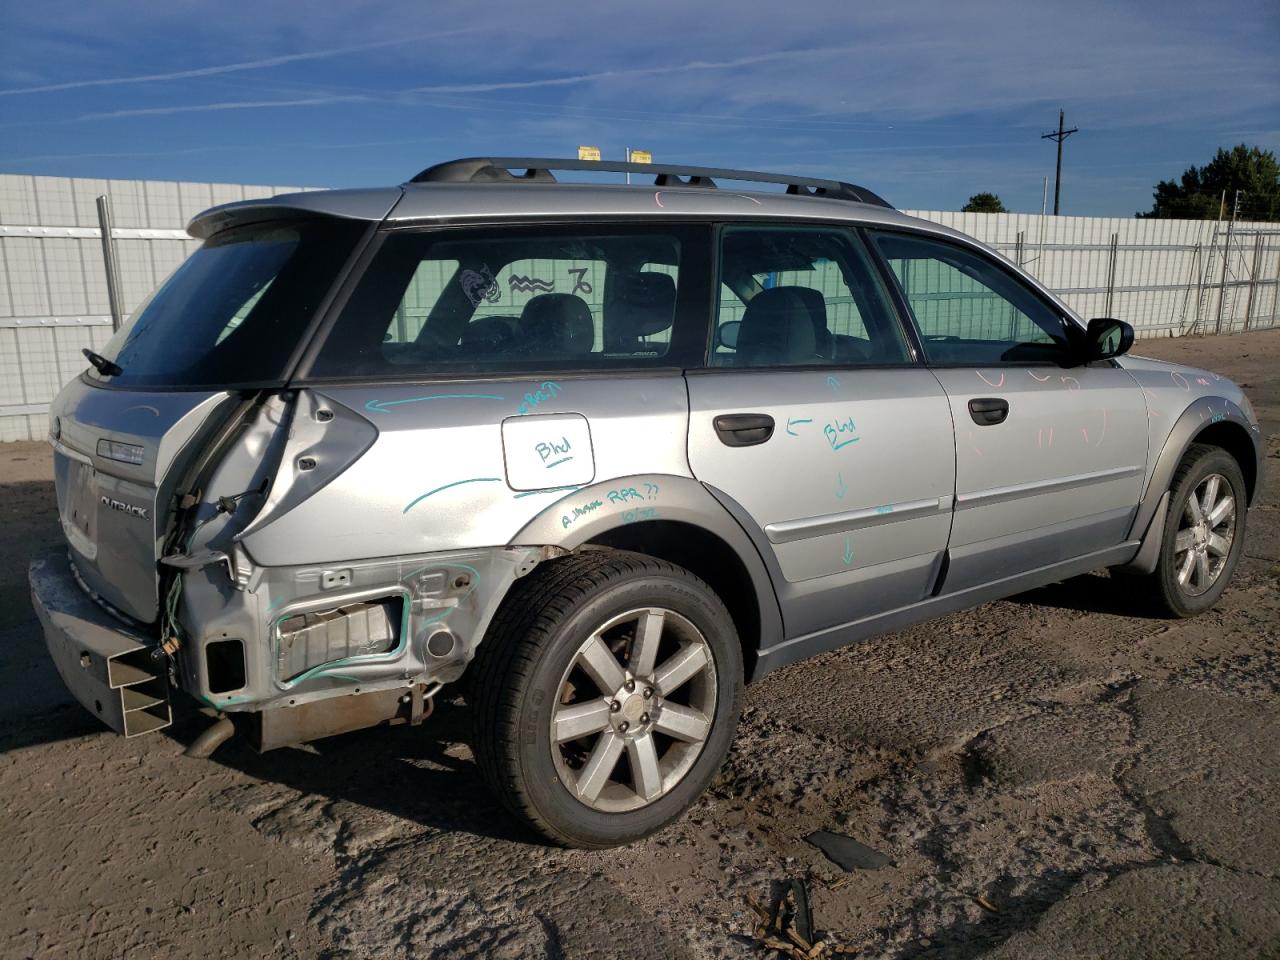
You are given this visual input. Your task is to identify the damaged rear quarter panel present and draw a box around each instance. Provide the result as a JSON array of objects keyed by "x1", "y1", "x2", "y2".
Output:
[
  {"x1": 236, "y1": 378, "x2": 693, "y2": 565},
  {"x1": 185, "y1": 375, "x2": 704, "y2": 709}
]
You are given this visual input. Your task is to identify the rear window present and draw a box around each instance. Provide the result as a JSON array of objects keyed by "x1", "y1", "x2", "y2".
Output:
[
  {"x1": 89, "y1": 219, "x2": 365, "y2": 388},
  {"x1": 307, "y1": 224, "x2": 705, "y2": 379}
]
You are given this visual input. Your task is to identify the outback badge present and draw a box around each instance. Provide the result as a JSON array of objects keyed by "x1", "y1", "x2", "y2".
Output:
[{"x1": 100, "y1": 495, "x2": 149, "y2": 521}]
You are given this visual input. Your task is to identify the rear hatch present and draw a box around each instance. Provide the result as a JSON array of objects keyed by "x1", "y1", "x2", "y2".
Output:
[
  {"x1": 51, "y1": 387, "x2": 235, "y2": 622},
  {"x1": 49, "y1": 215, "x2": 369, "y2": 623}
]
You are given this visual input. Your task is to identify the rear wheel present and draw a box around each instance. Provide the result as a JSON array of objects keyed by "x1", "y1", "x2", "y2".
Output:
[
  {"x1": 470, "y1": 549, "x2": 743, "y2": 848},
  {"x1": 1142, "y1": 443, "x2": 1247, "y2": 617}
]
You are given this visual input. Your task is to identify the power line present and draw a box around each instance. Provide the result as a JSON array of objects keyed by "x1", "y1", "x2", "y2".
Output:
[{"x1": 1040, "y1": 109, "x2": 1079, "y2": 215}]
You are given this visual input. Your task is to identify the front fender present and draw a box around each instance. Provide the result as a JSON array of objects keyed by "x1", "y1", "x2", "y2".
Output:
[{"x1": 1123, "y1": 396, "x2": 1263, "y2": 572}]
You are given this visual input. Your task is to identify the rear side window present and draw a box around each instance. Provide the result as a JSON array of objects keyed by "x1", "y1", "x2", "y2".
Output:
[
  {"x1": 712, "y1": 225, "x2": 912, "y2": 368},
  {"x1": 869, "y1": 231, "x2": 1070, "y2": 365},
  {"x1": 309, "y1": 225, "x2": 706, "y2": 378},
  {"x1": 89, "y1": 219, "x2": 365, "y2": 388}
]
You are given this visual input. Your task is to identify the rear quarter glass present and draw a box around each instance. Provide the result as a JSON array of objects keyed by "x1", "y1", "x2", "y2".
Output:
[{"x1": 88, "y1": 219, "x2": 366, "y2": 389}]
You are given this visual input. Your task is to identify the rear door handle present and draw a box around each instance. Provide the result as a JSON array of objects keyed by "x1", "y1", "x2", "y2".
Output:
[
  {"x1": 713, "y1": 413, "x2": 775, "y2": 447},
  {"x1": 968, "y1": 397, "x2": 1009, "y2": 426}
]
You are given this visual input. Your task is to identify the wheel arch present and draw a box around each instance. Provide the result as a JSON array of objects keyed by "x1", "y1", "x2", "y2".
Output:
[
  {"x1": 1191, "y1": 420, "x2": 1259, "y2": 504},
  {"x1": 585, "y1": 519, "x2": 765, "y2": 680},
  {"x1": 1122, "y1": 396, "x2": 1263, "y2": 573},
  {"x1": 508, "y1": 473, "x2": 783, "y2": 681}
]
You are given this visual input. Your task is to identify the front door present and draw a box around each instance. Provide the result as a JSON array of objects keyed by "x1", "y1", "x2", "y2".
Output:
[
  {"x1": 868, "y1": 230, "x2": 1149, "y2": 591},
  {"x1": 685, "y1": 224, "x2": 956, "y2": 637}
]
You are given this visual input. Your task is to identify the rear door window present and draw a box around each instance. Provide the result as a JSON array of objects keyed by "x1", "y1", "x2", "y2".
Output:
[
  {"x1": 712, "y1": 225, "x2": 913, "y2": 367},
  {"x1": 308, "y1": 224, "x2": 709, "y2": 378}
]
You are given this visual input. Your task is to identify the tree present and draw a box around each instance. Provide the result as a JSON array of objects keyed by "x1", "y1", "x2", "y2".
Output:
[
  {"x1": 962, "y1": 192, "x2": 1008, "y2": 213},
  {"x1": 1139, "y1": 144, "x2": 1280, "y2": 221}
]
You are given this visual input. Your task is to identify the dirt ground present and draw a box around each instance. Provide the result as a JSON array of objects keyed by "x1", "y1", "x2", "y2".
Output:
[{"x1": 3, "y1": 331, "x2": 1278, "y2": 960}]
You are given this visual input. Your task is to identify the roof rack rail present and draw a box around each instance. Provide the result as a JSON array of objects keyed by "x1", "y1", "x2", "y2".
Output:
[{"x1": 409, "y1": 157, "x2": 893, "y2": 209}]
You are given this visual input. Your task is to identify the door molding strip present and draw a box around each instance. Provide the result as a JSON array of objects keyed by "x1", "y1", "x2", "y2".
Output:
[
  {"x1": 764, "y1": 496, "x2": 949, "y2": 544},
  {"x1": 956, "y1": 465, "x2": 1144, "y2": 509}
]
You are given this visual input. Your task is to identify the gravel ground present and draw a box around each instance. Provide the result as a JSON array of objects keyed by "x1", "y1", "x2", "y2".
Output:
[{"x1": 3, "y1": 330, "x2": 1278, "y2": 960}]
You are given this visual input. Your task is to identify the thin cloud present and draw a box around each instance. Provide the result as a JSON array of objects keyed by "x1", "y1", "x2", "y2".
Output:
[
  {"x1": 58, "y1": 95, "x2": 368, "y2": 123},
  {"x1": 406, "y1": 43, "x2": 868, "y2": 94},
  {"x1": 0, "y1": 32, "x2": 475, "y2": 98}
]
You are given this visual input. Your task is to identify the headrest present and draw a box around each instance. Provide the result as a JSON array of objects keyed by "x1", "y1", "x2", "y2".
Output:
[
  {"x1": 606, "y1": 271, "x2": 677, "y2": 338},
  {"x1": 787, "y1": 286, "x2": 827, "y2": 326},
  {"x1": 788, "y1": 285, "x2": 832, "y2": 353},
  {"x1": 519, "y1": 294, "x2": 594, "y2": 355},
  {"x1": 461, "y1": 315, "x2": 515, "y2": 349},
  {"x1": 736, "y1": 286, "x2": 819, "y2": 365}
]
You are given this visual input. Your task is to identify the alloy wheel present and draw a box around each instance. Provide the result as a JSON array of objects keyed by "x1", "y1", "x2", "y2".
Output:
[
  {"x1": 549, "y1": 607, "x2": 718, "y2": 813},
  {"x1": 1172, "y1": 472, "x2": 1235, "y2": 597}
]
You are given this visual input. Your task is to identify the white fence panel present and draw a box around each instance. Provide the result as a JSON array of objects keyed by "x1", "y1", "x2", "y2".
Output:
[
  {"x1": 0, "y1": 174, "x2": 1276, "y2": 441},
  {"x1": 0, "y1": 173, "x2": 313, "y2": 440}
]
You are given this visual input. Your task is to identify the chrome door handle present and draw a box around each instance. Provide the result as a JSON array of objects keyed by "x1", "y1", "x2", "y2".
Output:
[{"x1": 713, "y1": 413, "x2": 775, "y2": 447}]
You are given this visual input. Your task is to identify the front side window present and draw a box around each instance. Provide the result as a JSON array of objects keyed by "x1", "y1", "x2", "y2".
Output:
[
  {"x1": 310, "y1": 226, "x2": 699, "y2": 378},
  {"x1": 869, "y1": 231, "x2": 1071, "y2": 365},
  {"x1": 712, "y1": 225, "x2": 911, "y2": 367}
]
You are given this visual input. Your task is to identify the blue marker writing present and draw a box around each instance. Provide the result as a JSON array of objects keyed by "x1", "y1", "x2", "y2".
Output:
[{"x1": 786, "y1": 417, "x2": 812, "y2": 437}]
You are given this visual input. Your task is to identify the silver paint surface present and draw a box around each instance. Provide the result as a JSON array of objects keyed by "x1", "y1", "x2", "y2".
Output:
[{"x1": 34, "y1": 180, "x2": 1267, "y2": 722}]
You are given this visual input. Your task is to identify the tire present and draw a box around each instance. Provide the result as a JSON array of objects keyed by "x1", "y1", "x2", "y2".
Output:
[
  {"x1": 1140, "y1": 443, "x2": 1248, "y2": 618},
  {"x1": 470, "y1": 549, "x2": 743, "y2": 848}
]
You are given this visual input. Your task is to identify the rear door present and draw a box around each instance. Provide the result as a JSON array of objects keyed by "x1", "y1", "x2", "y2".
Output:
[
  {"x1": 685, "y1": 223, "x2": 956, "y2": 637},
  {"x1": 266, "y1": 222, "x2": 711, "y2": 564},
  {"x1": 868, "y1": 230, "x2": 1148, "y2": 591}
]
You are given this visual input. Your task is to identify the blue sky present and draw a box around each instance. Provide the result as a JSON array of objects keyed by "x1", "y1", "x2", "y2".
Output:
[{"x1": 1, "y1": 0, "x2": 1276, "y2": 216}]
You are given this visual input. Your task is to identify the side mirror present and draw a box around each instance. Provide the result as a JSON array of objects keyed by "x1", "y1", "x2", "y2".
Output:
[
  {"x1": 1084, "y1": 317, "x2": 1134, "y2": 362},
  {"x1": 715, "y1": 319, "x2": 741, "y2": 351}
]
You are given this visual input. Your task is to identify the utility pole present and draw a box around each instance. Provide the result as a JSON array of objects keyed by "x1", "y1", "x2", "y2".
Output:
[{"x1": 1041, "y1": 109, "x2": 1079, "y2": 215}]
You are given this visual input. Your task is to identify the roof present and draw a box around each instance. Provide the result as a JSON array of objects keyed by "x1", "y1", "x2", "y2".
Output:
[
  {"x1": 181, "y1": 172, "x2": 1085, "y2": 328},
  {"x1": 187, "y1": 181, "x2": 939, "y2": 239}
]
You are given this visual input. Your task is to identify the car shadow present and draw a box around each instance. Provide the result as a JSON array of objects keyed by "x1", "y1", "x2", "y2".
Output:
[
  {"x1": 180, "y1": 694, "x2": 544, "y2": 846},
  {"x1": 1004, "y1": 570, "x2": 1165, "y2": 619}
]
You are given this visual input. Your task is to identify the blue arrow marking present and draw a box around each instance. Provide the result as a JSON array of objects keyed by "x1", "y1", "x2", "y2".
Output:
[
  {"x1": 826, "y1": 375, "x2": 840, "y2": 392},
  {"x1": 786, "y1": 417, "x2": 813, "y2": 437},
  {"x1": 842, "y1": 537, "x2": 855, "y2": 565},
  {"x1": 365, "y1": 393, "x2": 504, "y2": 413},
  {"x1": 835, "y1": 473, "x2": 847, "y2": 499}
]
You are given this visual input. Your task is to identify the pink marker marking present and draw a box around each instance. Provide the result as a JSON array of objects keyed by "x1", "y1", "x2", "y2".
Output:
[
  {"x1": 654, "y1": 191, "x2": 665, "y2": 208},
  {"x1": 976, "y1": 370, "x2": 1005, "y2": 388},
  {"x1": 1196, "y1": 377, "x2": 1210, "y2": 386},
  {"x1": 1060, "y1": 376, "x2": 1081, "y2": 391},
  {"x1": 1028, "y1": 370, "x2": 1052, "y2": 382},
  {"x1": 1170, "y1": 371, "x2": 1190, "y2": 391}
]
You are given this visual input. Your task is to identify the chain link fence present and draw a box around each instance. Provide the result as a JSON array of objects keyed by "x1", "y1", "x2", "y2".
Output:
[{"x1": 1, "y1": 173, "x2": 1276, "y2": 441}]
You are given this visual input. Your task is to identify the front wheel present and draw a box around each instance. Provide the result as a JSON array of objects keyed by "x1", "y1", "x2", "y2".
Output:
[
  {"x1": 1141, "y1": 443, "x2": 1248, "y2": 617},
  {"x1": 470, "y1": 549, "x2": 743, "y2": 848}
]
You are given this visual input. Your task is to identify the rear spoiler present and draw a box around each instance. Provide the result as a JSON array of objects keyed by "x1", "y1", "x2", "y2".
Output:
[{"x1": 186, "y1": 187, "x2": 403, "y2": 240}]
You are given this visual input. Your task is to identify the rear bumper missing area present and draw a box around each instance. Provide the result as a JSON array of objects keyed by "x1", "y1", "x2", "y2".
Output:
[{"x1": 29, "y1": 552, "x2": 171, "y2": 737}]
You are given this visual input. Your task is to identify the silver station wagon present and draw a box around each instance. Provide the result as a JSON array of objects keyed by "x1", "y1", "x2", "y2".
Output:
[{"x1": 30, "y1": 157, "x2": 1264, "y2": 847}]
